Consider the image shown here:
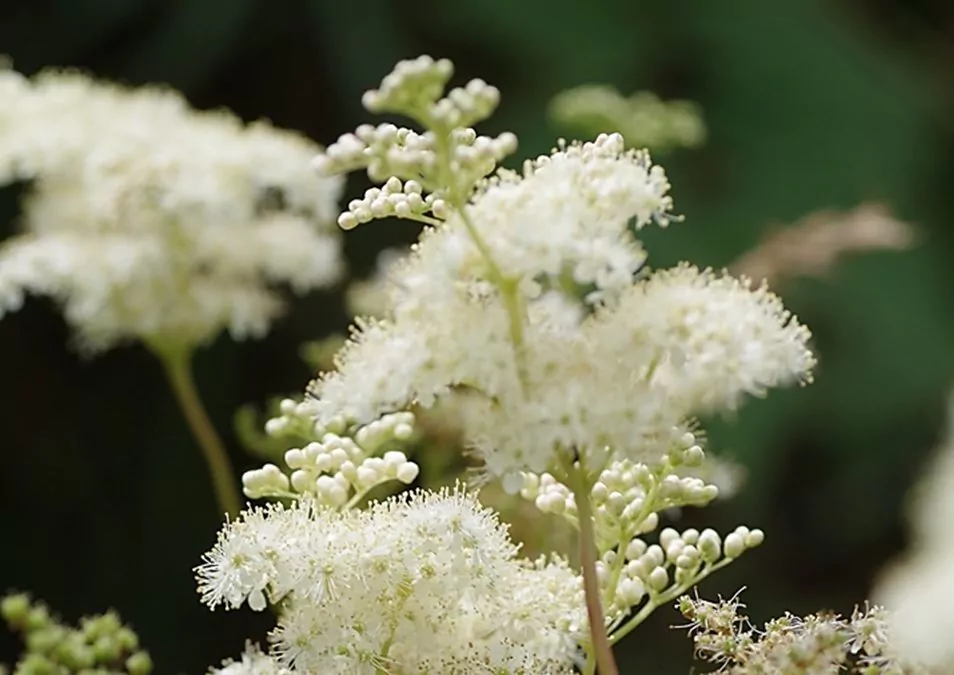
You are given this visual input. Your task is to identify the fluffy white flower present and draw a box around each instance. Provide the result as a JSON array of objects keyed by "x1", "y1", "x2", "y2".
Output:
[
  {"x1": 308, "y1": 260, "x2": 812, "y2": 477},
  {"x1": 211, "y1": 644, "x2": 291, "y2": 675},
  {"x1": 0, "y1": 65, "x2": 343, "y2": 352},
  {"x1": 196, "y1": 488, "x2": 585, "y2": 674},
  {"x1": 304, "y1": 64, "x2": 813, "y2": 479},
  {"x1": 445, "y1": 134, "x2": 671, "y2": 300},
  {"x1": 596, "y1": 263, "x2": 815, "y2": 412}
]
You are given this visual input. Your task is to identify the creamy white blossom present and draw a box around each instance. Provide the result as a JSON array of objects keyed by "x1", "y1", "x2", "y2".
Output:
[
  {"x1": 300, "y1": 59, "x2": 814, "y2": 479},
  {"x1": 0, "y1": 65, "x2": 343, "y2": 352},
  {"x1": 196, "y1": 487, "x2": 585, "y2": 674},
  {"x1": 201, "y1": 55, "x2": 818, "y2": 675}
]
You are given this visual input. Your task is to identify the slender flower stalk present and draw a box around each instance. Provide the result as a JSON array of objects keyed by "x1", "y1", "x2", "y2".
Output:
[
  {"x1": 567, "y1": 461, "x2": 619, "y2": 675},
  {"x1": 155, "y1": 345, "x2": 241, "y2": 518}
]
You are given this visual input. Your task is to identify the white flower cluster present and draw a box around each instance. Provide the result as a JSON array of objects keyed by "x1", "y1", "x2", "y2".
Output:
[
  {"x1": 200, "y1": 56, "x2": 817, "y2": 675},
  {"x1": 242, "y1": 410, "x2": 419, "y2": 506},
  {"x1": 197, "y1": 487, "x2": 585, "y2": 674},
  {"x1": 874, "y1": 392, "x2": 954, "y2": 670},
  {"x1": 0, "y1": 65, "x2": 343, "y2": 352},
  {"x1": 304, "y1": 56, "x2": 814, "y2": 479}
]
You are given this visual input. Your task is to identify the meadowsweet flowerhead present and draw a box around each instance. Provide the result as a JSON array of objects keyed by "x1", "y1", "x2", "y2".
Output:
[
  {"x1": 0, "y1": 65, "x2": 344, "y2": 353},
  {"x1": 199, "y1": 56, "x2": 818, "y2": 675},
  {"x1": 301, "y1": 55, "x2": 814, "y2": 480},
  {"x1": 197, "y1": 487, "x2": 585, "y2": 674}
]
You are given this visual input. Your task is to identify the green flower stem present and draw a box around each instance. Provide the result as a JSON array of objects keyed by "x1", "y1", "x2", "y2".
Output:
[
  {"x1": 456, "y1": 206, "x2": 529, "y2": 388},
  {"x1": 154, "y1": 346, "x2": 241, "y2": 518},
  {"x1": 569, "y1": 462, "x2": 619, "y2": 675}
]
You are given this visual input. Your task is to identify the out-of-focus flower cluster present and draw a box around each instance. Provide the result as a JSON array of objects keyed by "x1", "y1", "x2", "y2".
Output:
[
  {"x1": 549, "y1": 85, "x2": 706, "y2": 152},
  {"x1": 874, "y1": 392, "x2": 954, "y2": 671},
  {"x1": 678, "y1": 594, "x2": 933, "y2": 674},
  {"x1": 1, "y1": 592, "x2": 152, "y2": 675},
  {"x1": 197, "y1": 487, "x2": 586, "y2": 674},
  {"x1": 0, "y1": 63, "x2": 343, "y2": 352}
]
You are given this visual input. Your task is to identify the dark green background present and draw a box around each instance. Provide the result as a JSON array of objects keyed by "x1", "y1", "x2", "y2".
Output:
[{"x1": 2, "y1": 1, "x2": 954, "y2": 672}]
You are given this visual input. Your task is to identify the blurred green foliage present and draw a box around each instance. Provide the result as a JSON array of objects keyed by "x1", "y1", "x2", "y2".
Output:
[{"x1": 2, "y1": 1, "x2": 954, "y2": 673}]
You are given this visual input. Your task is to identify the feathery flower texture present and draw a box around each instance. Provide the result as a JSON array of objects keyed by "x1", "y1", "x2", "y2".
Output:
[
  {"x1": 199, "y1": 56, "x2": 815, "y2": 674},
  {"x1": 302, "y1": 55, "x2": 814, "y2": 479},
  {"x1": 198, "y1": 488, "x2": 585, "y2": 674},
  {"x1": 0, "y1": 64, "x2": 343, "y2": 352}
]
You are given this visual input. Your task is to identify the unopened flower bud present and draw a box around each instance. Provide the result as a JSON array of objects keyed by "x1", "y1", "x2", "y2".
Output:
[{"x1": 648, "y1": 566, "x2": 669, "y2": 592}]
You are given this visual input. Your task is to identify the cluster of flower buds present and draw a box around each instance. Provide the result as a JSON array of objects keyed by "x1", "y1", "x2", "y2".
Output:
[
  {"x1": 337, "y1": 177, "x2": 448, "y2": 230},
  {"x1": 1, "y1": 593, "x2": 152, "y2": 675},
  {"x1": 242, "y1": 411, "x2": 419, "y2": 507},
  {"x1": 361, "y1": 55, "x2": 455, "y2": 119},
  {"x1": 600, "y1": 525, "x2": 764, "y2": 619},
  {"x1": 311, "y1": 55, "x2": 519, "y2": 227},
  {"x1": 262, "y1": 396, "x2": 345, "y2": 441},
  {"x1": 520, "y1": 453, "x2": 721, "y2": 551},
  {"x1": 360, "y1": 55, "x2": 502, "y2": 130},
  {"x1": 664, "y1": 428, "x2": 707, "y2": 468}
]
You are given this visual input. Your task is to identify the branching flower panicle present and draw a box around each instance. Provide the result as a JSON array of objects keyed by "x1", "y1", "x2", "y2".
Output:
[
  {"x1": 201, "y1": 55, "x2": 817, "y2": 675},
  {"x1": 305, "y1": 55, "x2": 813, "y2": 481}
]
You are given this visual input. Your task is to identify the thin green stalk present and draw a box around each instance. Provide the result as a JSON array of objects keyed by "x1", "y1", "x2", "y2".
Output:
[
  {"x1": 154, "y1": 346, "x2": 241, "y2": 518},
  {"x1": 456, "y1": 206, "x2": 529, "y2": 387},
  {"x1": 605, "y1": 476, "x2": 664, "y2": 629},
  {"x1": 569, "y1": 462, "x2": 619, "y2": 675}
]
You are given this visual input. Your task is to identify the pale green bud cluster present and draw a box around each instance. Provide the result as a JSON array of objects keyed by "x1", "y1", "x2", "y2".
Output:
[
  {"x1": 262, "y1": 396, "x2": 339, "y2": 439},
  {"x1": 360, "y1": 55, "x2": 499, "y2": 129},
  {"x1": 1, "y1": 593, "x2": 151, "y2": 675},
  {"x1": 520, "y1": 440, "x2": 720, "y2": 551},
  {"x1": 242, "y1": 411, "x2": 419, "y2": 507},
  {"x1": 312, "y1": 55, "x2": 518, "y2": 217},
  {"x1": 517, "y1": 440, "x2": 763, "y2": 646}
]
